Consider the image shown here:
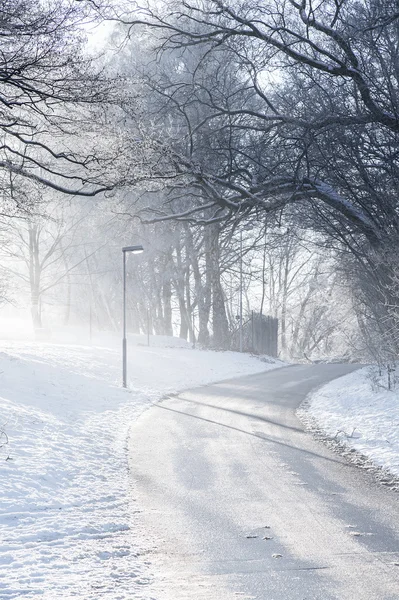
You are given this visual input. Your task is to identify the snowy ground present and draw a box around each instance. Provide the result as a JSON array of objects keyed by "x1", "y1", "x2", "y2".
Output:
[
  {"x1": 0, "y1": 338, "x2": 282, "y2": 599},
  {"x1": 301, "y1": 366, "x2": 399, "y2": 479}
]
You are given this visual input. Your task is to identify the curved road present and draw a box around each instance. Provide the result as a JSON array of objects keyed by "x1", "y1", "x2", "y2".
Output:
[{"x1": 129, "y1": 364, "x2": 399, "y2": 599}]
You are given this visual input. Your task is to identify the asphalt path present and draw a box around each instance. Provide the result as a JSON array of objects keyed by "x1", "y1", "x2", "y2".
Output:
[{"x1": 129, "y1": 364, "x2": 399, "y2": 599}]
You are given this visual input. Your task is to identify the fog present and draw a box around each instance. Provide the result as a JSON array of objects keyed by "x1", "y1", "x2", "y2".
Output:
[{"x1": 0, "y1": 202, "x2": 360, "y2": 361}]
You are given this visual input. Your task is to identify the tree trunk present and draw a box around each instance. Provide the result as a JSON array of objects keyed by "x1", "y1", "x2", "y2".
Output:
[
  {"x1": 209, "y1": 224, "x2": 229, "y2": 348},
  {"x1": 186, "y1": 225, "x2": 210, "y2": 345},
  {"x1": 29, "y1": 225, "x2": 43, "y2": 330},
  {"x1": 173, "y1": 235, "x2": 190, "y2": 340},
  {"x1": 162, "y1": 279, "x2": 173, "y2": 336}
]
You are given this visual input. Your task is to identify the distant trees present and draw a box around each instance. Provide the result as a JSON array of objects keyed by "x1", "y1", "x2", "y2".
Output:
[
  {"x1": 0, "y1": 185, "x2": 355, "y2": 358},
  {"x1": 113, "y1": 214, "x2": 233, "y2": 348},
  {"x1": 254, "y1": 228, "x2": 351, "y2": 358},
  {"x1": 0, "y1": 200, "x2": 103, "y2": 329}
]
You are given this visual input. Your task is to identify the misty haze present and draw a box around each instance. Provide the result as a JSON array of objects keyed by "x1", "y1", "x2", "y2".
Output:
[{"x1": 0, "y1": 1, "x2": 398, "y2": 599}]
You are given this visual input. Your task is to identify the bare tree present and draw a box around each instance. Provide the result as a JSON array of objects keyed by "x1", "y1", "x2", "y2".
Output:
[{"x1": 0, "y1": 0, "x2": 123, "y2": 204}]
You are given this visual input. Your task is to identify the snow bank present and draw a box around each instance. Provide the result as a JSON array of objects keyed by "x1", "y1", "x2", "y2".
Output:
[
  {"x1": 303, "y1": 366, "x2": 399, "y2": 478},
  {"x1": 0, "y1": 340, "x2": 282, "y2": 599}
]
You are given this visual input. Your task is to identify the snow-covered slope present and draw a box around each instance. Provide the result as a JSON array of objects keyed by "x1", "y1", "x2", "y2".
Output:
[
  {"x1": 302, "y1": 366, "x2": 399, "y2": 479},
  {"x1": 0, "y1": 340, "x2": 282, "y2": 599}
]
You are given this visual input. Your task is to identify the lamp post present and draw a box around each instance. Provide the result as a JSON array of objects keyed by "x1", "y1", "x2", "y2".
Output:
[
  {"x1": 239, "y1": 230, "x2": 243, "y2": 353},
  {"x1": 122, "y1": 245, "x2": 144, "y2": 388}
]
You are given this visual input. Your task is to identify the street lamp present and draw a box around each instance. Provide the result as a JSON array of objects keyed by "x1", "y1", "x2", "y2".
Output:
[
  {"x1": 239, "y1": 230, "x2": 243, "y2": 352},
  {"x1": 122, "y1": 245, "x2": 144, "y2": 388}
]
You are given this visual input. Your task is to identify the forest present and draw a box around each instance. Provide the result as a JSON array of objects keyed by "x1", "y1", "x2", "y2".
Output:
[{"x1": 1, "y1": 0, "x2": 398, "y2": 365}]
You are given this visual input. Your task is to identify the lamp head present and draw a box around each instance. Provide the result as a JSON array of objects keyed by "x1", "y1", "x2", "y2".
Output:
[{"x1": 122, "y1": 245, "x2": 144, "y2": 254}]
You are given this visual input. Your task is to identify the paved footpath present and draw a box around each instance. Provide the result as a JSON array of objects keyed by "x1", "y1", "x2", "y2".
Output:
[{"x1": 129, "y1": 364, "x2": 399, "y2": 600}]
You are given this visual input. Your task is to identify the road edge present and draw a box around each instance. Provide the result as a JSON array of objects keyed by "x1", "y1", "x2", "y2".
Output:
[{"x1": 296, "y1": 372, "x2": 399, "y2": 493}]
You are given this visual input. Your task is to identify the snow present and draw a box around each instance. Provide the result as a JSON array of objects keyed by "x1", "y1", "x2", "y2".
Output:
[
  {"x1": 302, "y1": 366, "x2": 399, "y2": 478},
  {"x1": 0, "y1": 338, "x2": 282, "y2": 599},
  {"x1": 312, "y1": 178, "x2": 375, "y2": 230}
]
